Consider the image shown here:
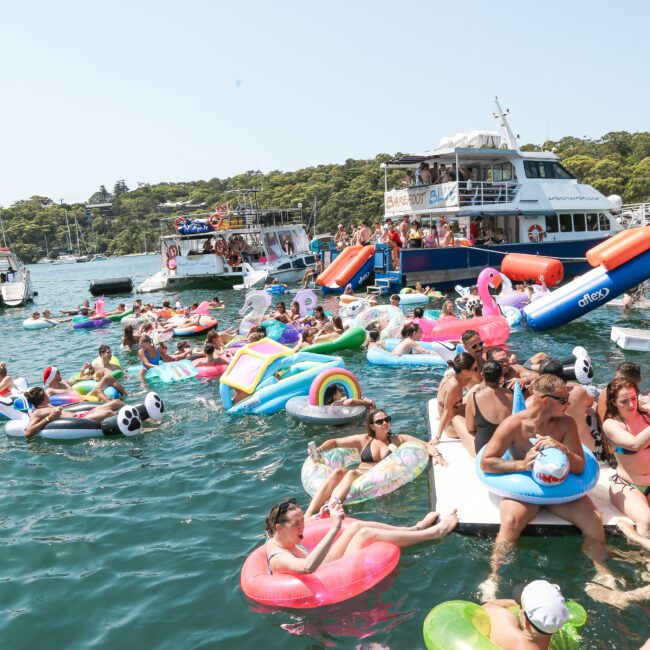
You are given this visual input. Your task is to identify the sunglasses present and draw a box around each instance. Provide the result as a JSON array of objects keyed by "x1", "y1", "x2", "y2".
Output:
[
  {"x1": 542, "y1": 394, "x2": 569, "y2": 405},
  {"x1": 470, "y1": 341, "x2": 484, "y2": 350},
  {"x1": 373, "y1": 416, "x2": 392, "y2": 425},
  {"x1": 276, "y1": 497, "x2": 298, "y2": 518}
]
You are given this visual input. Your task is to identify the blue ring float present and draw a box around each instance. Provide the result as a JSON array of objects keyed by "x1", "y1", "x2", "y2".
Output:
[{"x1": 475, "y1": 445, "x2": 599, "y2": 505}]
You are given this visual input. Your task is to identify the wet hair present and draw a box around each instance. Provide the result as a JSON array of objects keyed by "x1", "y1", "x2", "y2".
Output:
[
  {"x1": 264, "y1": 499, "x2": 301, "y2": 537},
  {"x1": 482, "y1": 360, "x2": 503, "y2": 385},
  {"x1": 122, "y1": 324, "x2": 137, "y2": 346},
  {"x1": 25, "y1": 386, "x2": 47, "y2": 407},
  {"x1": 413, "y1": 307, "x2": 424, "y2": 318},
  {"x1": 605, "y1": 378, "x2": 640, "y2": 421},
  {"x1": 255, "y1": 325, "x2": 267, "y2": 335},
  {"x1": 390, "y1": 294, "x2": 400, "y2": 302},
  {"x1": 332, "y1": 316, "x2": 343, "y2": 330},
  {"x1": 301, "y1": 328, "x2": 315, "y2": 342},
  {"x1": 368, "y1": 329, "x2": 380, "y2": 343},
  {"x1": 314, "y1": 306, "x2": 325, "y2": 316},
  {"x1": 400, "y1": 324, "x2": 419, "y2": 338},
  {"x1": 276, "y1": 301, "x2": 286, "y2": 311},
  {"x1": 447, "y1": 352, "x2": 476, "y2": 374},
  {"x1": 366, "y1": 408, "x2": 388, "y2": 437},
  {"x1": 539, "y1": 358, "x2": 565, "y2": 380},
  {"x1": 204, "y1": 343, "x2": 215, "y2": 355},
  {"x1": 162, "y1": 300, "x2": 171, "y2": 308},
  {"x1": 324, "y1": 383, "x2": 344, "y2": 405},
  {"x1": 461, "y1": 329, "x2": 480, "y2": 345},
  {"x1": 206, "y1": 330, "x2": 219, "y2": 344},
  {"x1": 524, "y1": 278, "x2": 534, "y2": 286},
  {"x1": 99, "y1": 345, "x2": 111, "y2": 355},
  {"x1": 140, "y1": 335, "x2": 153, "y2": 345},
  {"x1": 530, "y1": 374, "x2": 566, "y2": 395},
  {"x1": 471, "y1": 304, "x2": 483, "y2": 317},
  {"x1": 0, "y1": 362, "x2": 6, "y2": 378},
  {"x1": 616, "y1": 362, "x2": 641, "y2": 383}
]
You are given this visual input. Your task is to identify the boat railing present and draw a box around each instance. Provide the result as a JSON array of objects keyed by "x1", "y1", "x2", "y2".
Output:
[
  {"x1": 457, "y1": 181, "x2": 520, "y2": 206},
  {"x1": 160, "y1": 207, "x2": 305, "y2": 232},
  {"x1": 617, "y1": 203, "x2": 650, "y2": 228}
]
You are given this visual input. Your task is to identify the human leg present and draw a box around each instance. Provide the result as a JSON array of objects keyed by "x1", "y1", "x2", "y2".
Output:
[
  {"x1": 304, "y1": 468, "x2": 350, "y2": 518},
  {"x1": 609, "y1": 480, "x2": 650, "y2": 549},
  {"x1": 450, "y1": 414, "x2": 476, "y2": 456}
]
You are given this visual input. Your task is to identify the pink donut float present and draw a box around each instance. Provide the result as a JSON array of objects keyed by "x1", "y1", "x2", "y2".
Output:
[
  {"x1": 418, "y1": 315, "x2": 510, "y2": 347},
  {"x1": 194, "y1": 363, "x2": 227, "y2": 379},
  {"x1": 241, "y1": 517, "x2": 400, "y2": 608}
]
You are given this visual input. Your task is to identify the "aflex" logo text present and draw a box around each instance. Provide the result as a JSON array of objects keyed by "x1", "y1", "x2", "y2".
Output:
[{"x1": 578, "y1": 287, "x2": 610, "y2": 308}]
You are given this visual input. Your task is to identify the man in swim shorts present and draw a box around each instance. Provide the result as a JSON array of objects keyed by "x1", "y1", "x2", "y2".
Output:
[
  {"x1": 482, "y1": 580, "x2": 569, "y2": 649},
  {"x1": 23, "y1": 387, "x2": 123, "y2": 438},
  {"x1": 478, "y1": 374, "x2": 610, "y2": 601}
]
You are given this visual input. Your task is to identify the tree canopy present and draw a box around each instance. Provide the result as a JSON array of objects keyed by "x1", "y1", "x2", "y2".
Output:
[{"x1": 1, "y1": 131, "x2": 648, "y2": 263}]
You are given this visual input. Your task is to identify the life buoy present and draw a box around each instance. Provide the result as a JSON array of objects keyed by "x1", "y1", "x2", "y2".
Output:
[
  {"x1": 228, "y1": 251, "x2": 242, "y2": 268},
  {"x1": 214, "y1": 239, "x2": 228, "y2": 256},
  {"x1": 528, "y1": 224, "x2": 545, "y2": 242},
  {"x1": 209, "y1": 213, "x2": 223, "y2": 229},
  {"x1": 166, "y1": 245, "x2": 179, "y2": 259},
  {"x1": 174, "y1": 217, "x2": 187, "y2": 231}
]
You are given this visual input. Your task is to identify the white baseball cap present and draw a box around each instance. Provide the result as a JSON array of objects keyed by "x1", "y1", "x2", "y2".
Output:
[{"x1": 514, "y1": 580, "x2": 569, "y2": 634}]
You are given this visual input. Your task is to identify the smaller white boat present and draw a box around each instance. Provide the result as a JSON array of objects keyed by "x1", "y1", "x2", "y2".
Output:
[{"x1": 0, "y1": 247, "x2": 35, "y2": 307}]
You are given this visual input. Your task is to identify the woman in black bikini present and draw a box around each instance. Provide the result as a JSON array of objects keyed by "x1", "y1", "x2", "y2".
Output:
[
  {"x1": 465, "y1": 361, "x2": 513, "y2": 456},
  {"x1": 264, "y1": 497, "x2": 457, "y2": 576},
  {"x1": 303, "y1": 408, "x2": 440, "y2": 517},
  {"x1": 602, "y1": 379, "x2": 650, "y2": 550}
]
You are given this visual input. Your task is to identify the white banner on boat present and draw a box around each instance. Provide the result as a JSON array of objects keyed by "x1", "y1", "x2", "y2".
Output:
[
  {"x1": 542, "y1": 183, "x2": 612, "y2": 210},
  {"x1": 385, "y1": 182, "x2": 458, "y2": 217}
]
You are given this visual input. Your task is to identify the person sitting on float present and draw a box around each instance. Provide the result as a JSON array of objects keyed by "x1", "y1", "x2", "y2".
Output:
[
  {"x1": 313, "y1": 316, "x2": 345, "y2": 342},
  {"x1": 462, "y1": 329, "x2": 487, "y2": 374},
  {"x1": 60, "y1": 298, "x2": 91, "y2": 317},
  {"x1": 597, "y1": 362, "x2": 647, "y2": 422},
  {"x1": 70, "y1": 363, "x2": 127, "y2": 402},
  {"x1": 23, "y1": 387, "x2": 123, "y2": 438},
  {"x1": 271, "y1": 301, "x2": 291, "y2": 324},
  {"x1": 193, "y1": 343, "x2": 229, "y2": 368},
  {"x1": 466, "y1": 360, "x2": 513, "y2": 456},
  {"x1": 438, "y1": 300, "x2": 457, "y2": 321},
  {"x1": 137, "y1": 335, "x2": 175, "y2": 381},
  {"x1": 121, "y1": 324, "x2": 140, "y2": 352},
  {"x1": 0, "y1": 362, "x2": 15, "y2": 397},
  {"x1": 435, "y1": 353, "x2": 481, "y2": 456},
  {"x1": 301, "y1": 254, "x2": 322, "y2": 288},
  {"x1": 294, "y1": 328, "x2": 317, "y2": 351},
  {"x1": 301, "y1": 408, "x2": 444, "y2": 517},
  {"x1": 602, "y1": 379, "x2": 650, "y2": 550},
  {"x1": 208, "y1": 294, "x2": 224, "y2": 309},
  {"x1": 365, "y1": 329, "x2": 383, "y2": 350},
  {"x1": 104, "y1": 303, "x2": 127, "y2": 318},
  {"x1": 478, "y1": 374, "x2": 610, "y2": 601},
  {"x1": 264, "y1": 496, "x2": 457, "y2": 577},
  {"x1": 92, "y1": 344, "x2": 122, "y2": 377},
  {"x1": 288, "y1": 301, "x2": 301, "y2": 323},
  {"x1": 392, "y1": 323, "x2": 436, "y2": 356},
  {"x1": 41, "y1": 308, "x2": 67, "y2": 324},
  {"x1": 389, "y1": 294, "x2": 402, "y2": 311},
  {"x1": 343, "y1": 284, "x2": 354, "y2": 296}
]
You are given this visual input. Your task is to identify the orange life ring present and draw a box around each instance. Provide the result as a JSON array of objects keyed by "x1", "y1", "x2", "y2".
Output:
[
  {"x1": 174, "y1": 217, "x2": 187, "y2": 231},
  {"x1": 228, "y1": 251, "x2": 242, "y2": 268},
  {"x1": 209, "y1": 213, "x2": 223, "y2": 229},
  {"x1": 166, "y1": 245, "x2": 179, "y2": 259},
  {"x1": 528, "y1": 224, "x2": 545, "y2": 242},
  {"x1": 214, "y1": 239, "x2": 228, "y2": 256}
]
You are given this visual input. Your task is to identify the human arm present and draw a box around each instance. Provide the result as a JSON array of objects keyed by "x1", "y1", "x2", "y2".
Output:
[
  {"x1": 316, "y1": 434, "x2": 365, "y2": 453},
  {"x1": 480, "y1": 415, "x2": 538, "y2": 473},
  {"x1": 533, "y1": 416, "x2": 585, "y2": 473},
  {"x1": 435, "y1": 385, "x2": 460, "y2": 441},
  {"x1": 25, "y1": 408, "x2": 62, "y2": 438},
  {"x1": 335, "y1": 396, "x2": 375, "y2": 408},
  {"x1": 603, "y1": 417, "x2": 650, "y2": 452}
]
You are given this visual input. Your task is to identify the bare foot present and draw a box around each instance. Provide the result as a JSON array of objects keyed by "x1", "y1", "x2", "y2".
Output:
[
  {"x1": 585, "y1": 583, "x2": 629, "y2": 610},
  {"x1": 414, "y1": 511, "x2": 439, "y2": 530},
  {"x1": 590, "y1": 571, "x2": 619, "y2": 590},
  {"x1": 617, "y1": 520, "x2": 650, "y2": 551},
  {"x1": 478, "y1": 576, "x2": 499, "y2": 602},
  {"x1": 427, "y1": 510, "x2": 457, "y2": 539}
]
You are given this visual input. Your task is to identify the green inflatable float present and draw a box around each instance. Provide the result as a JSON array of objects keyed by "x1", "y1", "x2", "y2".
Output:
[
  {"x1": 303, "y1": 326, "x2": 366, "y2": 354},
  {"x1": 423, "y1": 600, "x2": 587, "y2": 650},
  {"x1": 107, "y1": 307, "x2": 134, "y2": 322}
]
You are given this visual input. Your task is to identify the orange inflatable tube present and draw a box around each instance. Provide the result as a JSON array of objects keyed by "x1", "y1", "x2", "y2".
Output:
[
  {"x1": 317, "y1": 245, "x2": 374, "y2": 289},
  {"x1": 586, "y1": 226, "x2": 650, "y2": 270},
  {"x1": 501, "y1": 254, "x2": 564, "y2": 287}
]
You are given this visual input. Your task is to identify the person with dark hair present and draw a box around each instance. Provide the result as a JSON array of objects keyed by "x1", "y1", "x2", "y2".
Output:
[
  {"x1": 486, "y1": 347, "x2": 531, "y2": 389},
  {"x1": 466, "y1": 360, "x2": 513, "y2": 455},
  {"x1": 298, "y1": 408, "x2": 443, "y2": 517},
  {"x1": 435, "y1": 353, "x2": 481, "y2": 455},
  {"x1": 92, "y1": 344, "x2": 122, "y2": 376},
  {"x1": 461, "y1": 329, "x2": 486, "y2": 373},
  {"x1": 597, "y1": 362, "x2": 644, "y2": 422},
  {"x1": 479, "y1": 374, "x2": 609, "y2": 601},
  {"x1": 392, "y1": 323, "x2": 435, "y2": 356},
  {"x1": 294, "y1": 328, "x2": 317, "y2": 351},
  {"x1": 482, "y1": 580, "x2": 570, "y2": 649},
  {"x1": 602, "y1": 379, "x2": 650, "y2": 550},
  {"x1": 264, "y1": 496, "x2": 456, "y2": 577},
  {"x1": 23, "y1": 386, "x2": 123, "y2": 438},
  {"x1": 271, "y1": 301, "x2": 291, "y2": 324},
  {"x1": 193, "y1": 343, "x2": 229, "y2": 368},
  {"x1": 365, "y1": 329, "x2": 383, "y2": 349},
  {"x1": 412, "y1": 307, "x2": 424, "y2": 319},
  {"x1": 0, "y1": 362, "x2": 15, "y2": 397},
  {"x1": 121, "y1": 324, "x2": 140, "y2": 352}
]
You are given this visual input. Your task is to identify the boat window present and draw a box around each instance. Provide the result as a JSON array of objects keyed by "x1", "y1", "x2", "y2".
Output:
[
  {"x1": 598, "y1": 213, "x2": 610, "y2": 230},
  {"x1": 492, "y1": 163, "x2": 513, "y2": 182},
  {"x1": 573, "y1": 213, "x2": 586, "y2": 232},
  {"x1": 304, "y1": 255, "x2": 316, "y2": 265},
  {"x1": 291, "y1": 259, "x2": 306, "y2": 269},
  {"x1": 586, "y1": 213, "x2": 599, "y2": 231},
  {"x1": 277, "y1": 262, "x2": 291, "y2": 270},
  {"x1": 524, "y1": 161, "x2": 575, "y2": 179},
  {"x1": 559, "y1": 214, "x2": 573, "y2": 232},
  {"x1": 545, "y1": 214, "x2": 559, "y2": 233}
]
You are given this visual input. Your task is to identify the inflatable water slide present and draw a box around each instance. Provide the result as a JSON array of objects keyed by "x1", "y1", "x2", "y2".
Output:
[
  {"x1": 317, "y1": 245, "x2": 374, "y2": 294},
  {"x1": 525, "y1": 226, "x2": 650, "y2": 331}
]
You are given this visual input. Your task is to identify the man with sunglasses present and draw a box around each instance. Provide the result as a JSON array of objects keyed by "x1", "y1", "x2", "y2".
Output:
[
  {"x1": 478, "y1": 374, "x2": 608, "y2": 601},
  {"x1": 462, "y1": 330, "x2": 487, "y2": 375}
]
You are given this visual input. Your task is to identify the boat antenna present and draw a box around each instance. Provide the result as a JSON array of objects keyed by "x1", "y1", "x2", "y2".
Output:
[{"x1": 493, "y1": 97, "x2": 519, "y2": 151}]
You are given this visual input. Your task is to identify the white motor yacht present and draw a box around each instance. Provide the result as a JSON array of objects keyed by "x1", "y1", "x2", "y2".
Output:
[{"x1": 0, "y1": 247, "x2": 35, "y2": 307}]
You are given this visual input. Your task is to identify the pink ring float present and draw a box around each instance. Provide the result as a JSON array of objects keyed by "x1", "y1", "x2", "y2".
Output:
[{"x1": 241, "y1": 517, "x2": 400, "y2": 608}]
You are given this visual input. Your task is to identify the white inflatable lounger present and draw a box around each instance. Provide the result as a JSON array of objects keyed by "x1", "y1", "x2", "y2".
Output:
[{"x1": 426, "y1": 399, "x2": 630, "y2": 535}]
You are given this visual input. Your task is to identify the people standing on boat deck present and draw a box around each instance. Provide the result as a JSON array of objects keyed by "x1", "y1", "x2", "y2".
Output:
[
  {"x1": 424, "y1": 222, "x2": 439, "y2": 247},
  {"x1": 466, "y1": 361, "x2": 513, "y2": 455},
  {"x1": 440, "y1": 221, "x2": 455, "y2": 247},
  {"x1": 416, "y1": 162, "x2": 432, "y2": 186},
  {"x1": 601, "y1": 379, "x2": 650, "y2": 550},
  {"x1": 303, "y1": 408, "x2": 441, "y2": 516},
  {"x1": 482, "y1": 580, "x2": 569, "y2": 650},
  {"x1": 470, "y1": 216, "x2": 483, "y2": 243},
  {"x1": 371, "y1": 222, "x2": 383, "y2": 243},
  {"x1": 438, "y1": 165, "x2": 451, "y2": 183},
  {"x1": 435, "y1": 352, "x2": 481, "y2": 456},
  {"x1": 408, "y1": 221, "x2": 424, "y2": 248},
  {"x1": 386, "y1": 222, "x2": 402, "y2": 268},
  {"x1": 334, "y1": 224, "x2": 348, "y2": 250},
  {"x1": 301, "y1": 254, "x2": 322, "y2": 287},
  {"x1": 398, "y1": 216, "x2": 410, "y2": 249},
  {"x1": 356, "y1": 221, "x2": 372, "y2": 246},
  {"x1": 478, "y1": 374, "x2": 611, "y2": 601}
]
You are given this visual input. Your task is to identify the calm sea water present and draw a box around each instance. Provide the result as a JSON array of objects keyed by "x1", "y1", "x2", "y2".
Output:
[{"x1": 1, "y1": 256, "x2": 648, "y2": 649}]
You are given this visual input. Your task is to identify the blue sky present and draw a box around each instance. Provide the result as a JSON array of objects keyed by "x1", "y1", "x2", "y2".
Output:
[{"x1": 0, "y1": 0, "x2": 647, "y2": 206}]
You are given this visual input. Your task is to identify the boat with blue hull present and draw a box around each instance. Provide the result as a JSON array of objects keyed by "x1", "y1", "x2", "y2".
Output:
[{"x1": 369, "y1": 98, "x2": 623, "y2": 290}]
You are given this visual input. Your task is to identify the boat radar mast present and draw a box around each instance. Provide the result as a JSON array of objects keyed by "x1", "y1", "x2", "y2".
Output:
[{"x1": 493, "y1": 97, "x2": 519, "y2": 151}]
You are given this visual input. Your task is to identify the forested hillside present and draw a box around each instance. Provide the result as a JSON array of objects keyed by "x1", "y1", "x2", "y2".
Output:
[{"x1": 1, "y1": 131, "x2": 648, "y2": 262}]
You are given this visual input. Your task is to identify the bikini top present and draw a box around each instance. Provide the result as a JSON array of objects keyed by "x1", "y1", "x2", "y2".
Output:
[
  {"x1": 614, "y1": 412, "x2": 650, "y2": 455},
  {"x1": 266, "y1": 543, "x2": 308, "y2": 575},
  {"x1": 143, "y1": 347, "x2": 161, "y2": 366},
  {"x1": 360, "y1": 434, "x2": 393, "y2": 463}
]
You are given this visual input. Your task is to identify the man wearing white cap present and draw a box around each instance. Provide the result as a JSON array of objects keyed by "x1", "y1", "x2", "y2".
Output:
[{"x1": 482, "y1": 580, "x2": 569, "y2": 649}]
